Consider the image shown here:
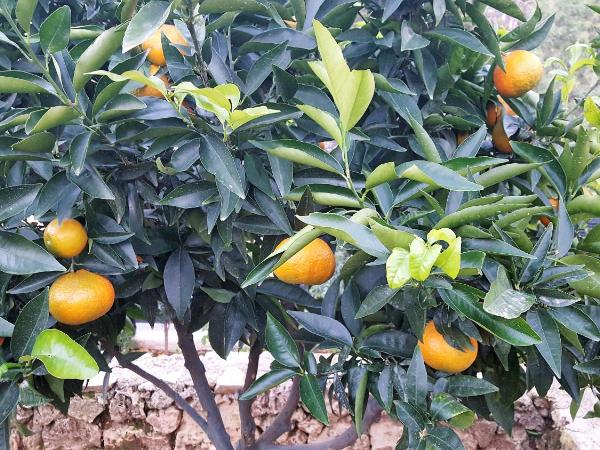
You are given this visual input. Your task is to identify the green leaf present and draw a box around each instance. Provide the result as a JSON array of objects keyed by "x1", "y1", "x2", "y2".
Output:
[
  {"x1": 0, "y1": 232, "x2": 65, "y2": 275},
  {"x1": 560, "y1": 254, "x2": 600, "y2": 298},
  {"x1": 0, "y1": 184, "x2": 41, "y2": 221},
  {"x1": 266, "y1": 313, "x2": 301, "y2": 368},
  {"x1": 426, "y1": 427, "x2": 466, "y2": 450},
  {"x1": 297, "y1": 105, "x2": 343, "y2": 145},
  {"x1": 69, "y1": 131, "x2": 92, "y2": 176},
  {"x1": 369, "y1": 219, "x2": 415, "y2": 251},
  {"x1": 31, "y1": 329, "x2": 99, "y2": 380},
  {"x1": 406, "y1": 346, "x2": 428, "y2": 409},
  {"x1": 526, "y1": 310, "x2": 562, "y2": 377},
  {"x1": 30, "y1": 106, "x2": 79, "y2": 133},
  {"x1": 311, "y1": 21, "x2": 374, "y2": 132},
  {"x1": 483, "y1": 266, "x2": 535, "y2": 319},
  {"x1": 0, "y1": 383, "x2": 19, "y2": 425},
  {"x1": 520, "y1": 223, "x2": 553, "y2": 283},
  {"x1": 298, "y1": 212, "x2": 388, "y2": 259},
  {"x1": 201, "y1": 135, "x2": 246, "y2": 199},
  {"x1": 286, "y1": 185, "x2": 360, "y2": 208},
  {"x1": 584, "y1": 97, "x2": 600, "y2": 127},
  {"x1": 446, "y1": 375, "x2": 498, "y2": 397},
  {"x1": 159, "y1": 182, "x2": 217, "y2": 208},
  {"x1": 407, "y1": 114, "x2": 442, "y2": 163},
  {"x1": 11, "y1": 289, "x2": 48, "y2": 358},
  {"x1": 548, "y1": 306, "x2": 600, "y2": 341},
  {"x1": 409, "y1": 238, "x2": 441, "y2": 282},
  {"x1": 251, "y1": 139, "x2": 343, "y2": 175},
  {"x1": 16, "y1": 0, "x2": 38, "y2": 34},
  {"x1": 288, "y1": 311, "x2": 353, "y2": 347},
  {"x1": 0, "y1": 70, "x2": 55, "y2": 95},
  {"x1": 477, "y1": 0, "x2": 526, "y2": 21},
  {"x1": 425, "y1": 28, "x2": 493, "y2": 56},
  {"x1": 574, "y1": 359, "x2": 600, "y2": 375},
  {"x1": 511, "y1": 142, "x2": 567, "y2": 196},
  {"x1": 163, "y1": 249, "x2": 195, "y2": 321},
  {"x1": 439, "y1": 288, "x2": 541, "y2": 346},
  {"x1": 300, "y1": 374, "x2": 329, "y2": 425},
  {"x1": 199, "y1": 287, "x2": 235, "y2": 304},
  {"x1": 355, "y1": 285, "x2": 398, "y2": 318},
  {"x1": 430, "y1": 392, "x2": 475, "y2": 428},
  {"x1": 239, "y1": 369, "x2": 297, "y2": 400},
  {"x1": 39, "y1": 6, "x2": 70, "y2": 54},
  {"x1": 12, "y1": 132, "x2": 56, "y2": 153},
  {"x1": 386, "y1": 248, "x2": 411, "y2": 289},
  {"x1": 122, "y1": 1, "x2": 171, "y2": 52},
  {"x1": 435, "y1": 203, "x2": 529, "y2": 230},
  {"x1": 245, "y1": 42, "x2": 289, "y2": 95}
]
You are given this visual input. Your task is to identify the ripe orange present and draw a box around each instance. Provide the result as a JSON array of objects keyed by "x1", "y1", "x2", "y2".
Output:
[
  {"x1": 486, "y1": 102, "x2": 500, "y2": 128},
  {"x1": 141, "y1": 24, "x2": 188, "y2": 67},
  {"x1": 491, "y1": 116, "x2": 513, "y2": 154},
  {"x1": 418, "y1": 321, "x2": 478, "y2": 373},
  {"x1": 49, "y1": 270, "x2": 115, "y2": 325},
  {"x1": 44, "y1": 218, "x2": 88, "y2": 259},
  {"x1": 273, "y1": 238, "x2": 335, "y2": 285},
  {"x1": 498, "y1": 96, "x2": 516, "y2": 117},
  {"x1": 134, "y1": 64, "x2": 170, "y2": 98},
  {"x1": 493, "y1": 50, "x2": 543, "y2": 98},
  {"x1": 540, "y1": 197, "x2": 559, "y2": 226}
]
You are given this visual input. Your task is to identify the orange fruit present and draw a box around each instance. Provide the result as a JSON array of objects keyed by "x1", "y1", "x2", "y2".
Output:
[
  {"x1": 498, "y1": 96, "x2": 516, "y2": 117},
  {"x1": 273, "y1": 238, "x2": 335, "y2": 285},
  {"x1": 44, "y1": 218, "x2": 88, "y2": 259},
  {"x1": 418, "y1": 321, "x2": 478, "y2": 373},
  {"x1": 141, "y1": 24, "x2": 188, "y2": 67},
  {"x1": 456, "y1": 131, "x2": 470, "y2": 145},
  {"x1": 539, "y1": 197, "x2": 559, "y2": 226},
  {"x1": 49, "y1": 269, "x2": 115, "y2": 325},
  {"x1": 486, "y1": 102, "x2": 500, "y2": 128},
  {"x1": 491, "y1": 115, "x2": 513, "y2": 154},
  {"x1": 493, "y1": 50, "x2": 543, "y2": 98},
  {"x1": 0, "y1": 337, "x2": 4, "y2": 346}
]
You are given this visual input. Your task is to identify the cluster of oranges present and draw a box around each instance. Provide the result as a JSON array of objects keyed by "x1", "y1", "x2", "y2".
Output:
[
  {"x1": 487, "y1": 50, "x2": 544, "y2": 154},
  {"x1": 134, "y1": 24, "x2": 187, "y2": 98},
  {"x1": 43, "y1": 219, "x2": 115, "y2": 326}
]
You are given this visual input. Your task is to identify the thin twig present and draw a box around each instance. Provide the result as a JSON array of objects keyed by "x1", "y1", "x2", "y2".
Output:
[
  {"x1": 256, "y1": 376, "x2": 301, "y2": 444},
  {"x1": 238, "y1": 340, "x2": 263, "y2": 448},
  {"x1": 122, "y1": 360, "x2": 209, "y2": 430}
]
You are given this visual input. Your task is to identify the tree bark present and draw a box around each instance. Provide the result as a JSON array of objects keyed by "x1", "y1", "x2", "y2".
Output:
[
  {"x1": 174, "y1": 323, "x2": 234, "y2": 450},
  {"x1": 238, "y1": 340, "x2": 262, "y2": 448}
]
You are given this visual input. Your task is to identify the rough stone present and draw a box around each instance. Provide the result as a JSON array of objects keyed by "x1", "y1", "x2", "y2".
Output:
[
  {"x1": 146, "y1": 405, "x2": 182, "y2": 434},
  {"x1": 30, "y1": 404, "x2": 61, "y2": 432},
  {"x1": 296, "y1": 417, "x2": 325, "y2": 436},
  {"x1": 67, "y1": 395, "x2": 105, "y2": 423},
  {"x1": 147, "y1": 389, "x2": 175, "y2": 409},
  {"x1": 369, "y1": 414, "x2": 403, "y2": 450},
  {"x1": 215, "y1": 367, "x2": 245, "y2": 394},
  {"x1": 41, "y1": 416, "x2": 101, "y2": 450},
  {"x1": 468, "y1": 419, "x2": 498, "y2": 448}
]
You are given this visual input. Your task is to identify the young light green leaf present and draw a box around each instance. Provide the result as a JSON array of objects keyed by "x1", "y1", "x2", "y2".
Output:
[
  {"x1": 31, "y1": 329, "x2": 99, "y2": 380},
  {"x1": 39, "y1": 6, "x2": 71, "y2": 55},
  {"x1": 386, "y1": 248, "x2": 411, "y2": 289}
]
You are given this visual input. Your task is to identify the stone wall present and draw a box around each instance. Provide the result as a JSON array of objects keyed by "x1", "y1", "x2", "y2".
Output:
[{"x1": 10, "y1": 353, "x2": 600, "y2": 449}]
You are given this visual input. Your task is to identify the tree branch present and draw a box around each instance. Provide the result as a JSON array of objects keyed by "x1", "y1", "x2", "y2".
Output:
[
  {"x1": 174, "y1": 321, "x2": 234, "y2": 450},
  {"x1": 122, "y1": 360, "x2": 209, "y2": 431},
  {"x1": 254, "y1": 398, "x2": 382, "y2": 450},
  {"x1": 238, "y1": 339, "x2": 263, "y2": 449},
  {"x1": 256, "y1": 376, "x2": 301, "y2": 445}
]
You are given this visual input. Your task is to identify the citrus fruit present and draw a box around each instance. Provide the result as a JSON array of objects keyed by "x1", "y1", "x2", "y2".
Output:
[
  {"x1": 134, "y1": 64, "x2": 170, "y2": 98},
  {"x1": 49, "y1": 270, "x2": 115, "y2": 325},
  {"x1": 44, "y1": 218, "x2": 88, "y2": 259},
  {"x1": 493, "y1": 50, "x2": 543, "y2": 98},
  {"x1": 141, "y1": 24, "x2": 187, "y2": 67},
  {"x1": 273, "y1": 238, "x2": 336, "y2": 285},
  {"x1": 540, "y1": 197, "x2": 559, "y2": 226},
  {"x1": 491, "y1": 115, "x2": 513, "y2": 154},
  {"x1": 418, "y1": 321, "x2": 478, "y2": 373},
  {"x1": 498, "y1": 96, "x2": 516, "y2": 117},
  {"x1": 486, "y1": 102, "x2": 500, "y2": 128}
]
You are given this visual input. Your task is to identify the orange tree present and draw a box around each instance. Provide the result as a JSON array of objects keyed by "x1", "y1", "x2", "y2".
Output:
[{"x1": 0, "y1": 0, "x2": 599, "y2": 448}]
